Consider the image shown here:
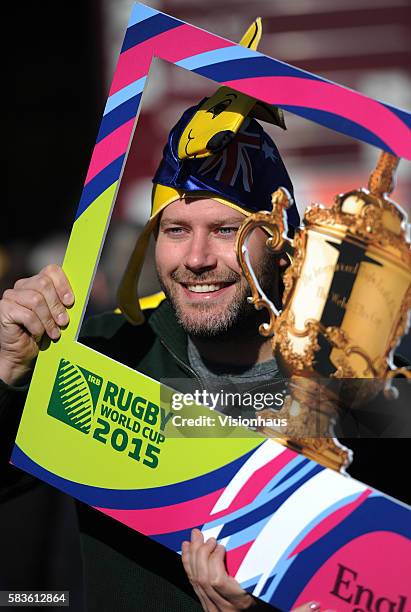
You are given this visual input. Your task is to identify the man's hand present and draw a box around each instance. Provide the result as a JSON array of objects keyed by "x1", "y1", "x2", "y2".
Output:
[
  {"x1": 0, "y1": 264, "x2": 73, "y2": 385},
  {"x1": 182, "y1": 529, "x2": 254, "y2": 611},
  {"x1": 182, "y1": 529, "x2": 335, "y2": 612}
]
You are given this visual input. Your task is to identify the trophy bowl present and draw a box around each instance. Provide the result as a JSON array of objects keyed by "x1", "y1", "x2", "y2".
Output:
[{"x1": 235, "y1": 152, "x2": 411, "y2": 472}]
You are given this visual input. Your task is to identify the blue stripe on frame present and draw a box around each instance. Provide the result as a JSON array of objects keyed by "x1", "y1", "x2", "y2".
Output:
[
  {"x1": 11, "y1": 444, "x2": 259, "y2": 509},
  {"x1": 75, "y1": 155, "x2": 125, "y2": 220},
  {"x1": 201, "y1": 456, "x2": 310, "y2": 533},
  {"x1": 218, "y1": 464, "x2": 324, "y2": 539},
  {"x1": 104, "y1": 77, "x2": 146, "y2": 116},
  {"x1": 281, "y1": 105, "x2": 395, "y2": 153},
  {"x1": 259, "y1": 573, "x2": 278, "y2": 598},
  {"x1": 151, "y1": 527, "x2": 196, "y2": 550},
  {"x1": 225, "y1": 516, "x2": 270, "y2": 551},
  {"x1": 272, "y1": 458, "x2": 311, "y2": 489},
  {"x1": 176, "y1": 46, "x2": 260, "y2": 70},
  {"x1": 264, "y1": 463, "x2": 323, "y2": 504},
  {"x1": 240, "y1": 577, "x2": 260, "y2": 591},
  {"x1": 128, "y1": 3, "x2": 160, "y2": 28},
  {"x1": 121, "y1": 13, "x2": 181, "y2": 53},
  {"x1": 193, "y1": 56, "x2": 321, "y2": 83},
  {"x1": 97, "y1": 94, "x2": 142, "y2": 143}
]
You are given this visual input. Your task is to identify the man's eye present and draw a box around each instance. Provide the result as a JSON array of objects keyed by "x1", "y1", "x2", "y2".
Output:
[
  {"x1": 217, "y1": 227, "x2": 238, "y2": 236},
  {"x1": 165, "y1": 227, "x2": 185, "y2": 235}
]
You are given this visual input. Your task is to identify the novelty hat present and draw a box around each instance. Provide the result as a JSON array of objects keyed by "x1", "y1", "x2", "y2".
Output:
[{"x1": 118, "y1": 18, "x2": 300, "y2": 324}]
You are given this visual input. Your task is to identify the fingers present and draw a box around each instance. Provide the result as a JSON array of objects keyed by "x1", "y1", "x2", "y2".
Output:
[
  {"x1": 40, "y1": 263, "x2": 74, "y2": 307},
  {"x1": 0, "y1": 264, "x2": 73, "y2": 385},
  {"x1": 182, "y1": 533, "x2": 332, "y2": 612},
  {"x1": 181, "y1": 541, "x2": 192, "y2": 579},
  {"x1": 192, "y1": 529, "x2": 217, "y2": 580},
  {"x1": 208, "y1": 545, "x2": 255, "y2": 610},
  {"x1": 208, "y1": 543, "x2": 227, "y2": 583},
  {"x1": 208, "y1": 544, "x2": 233, "y2": 595},
  {"x1": 1, "y1": 300, "x2": 45, "y2": 342},
  {"x1": 196, "y1": 538, "x2": 231, "y2": 609},
  {"x1": 182, "y1": 541, "x2": 219, "y2": 612},
  {"x1": 16, "y1": 264, "x2": 74, "y2": 306},
  {"x1": 182, "y1": 530, "x2": 255, "y2": 612},
  {"x1": 195, "y1": 586, "x2": 219, "y2": 612},
  {"x1": 3, "y1": 289, "x2": 62, "y2": 340},
  {"x1": 10, "y1": 264, "x2": 73, "y2": 340}
]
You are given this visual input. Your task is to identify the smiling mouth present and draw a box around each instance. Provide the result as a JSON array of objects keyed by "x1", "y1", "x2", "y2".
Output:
[{"x1": 181, "y1": 282, "x2": 234, "y2": 294}]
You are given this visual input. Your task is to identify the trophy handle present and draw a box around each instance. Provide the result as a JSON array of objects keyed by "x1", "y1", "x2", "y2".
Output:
[
  {"x1": 235, "y1": 188, "x2": 294, "y2": 337},
  {"x1": 384, "y1": 367, "x2": 411, "y2": 399},
  {"x1": 386, "y1": 367, "x2": 411, "y2": 379}
]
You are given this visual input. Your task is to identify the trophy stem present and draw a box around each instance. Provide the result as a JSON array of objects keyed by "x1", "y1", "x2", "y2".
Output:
[
  {"x1": 368, "y1": 151, "x2": 399, "y2": 197},
  {"x1": 273, "y1": 436, "x2": 352, "y2": 473},
  {"x1": 256, "y1": 376, "x2": 352, "y2": 473},
  {"x1": 256, "y1": 416, "x2": 352, "y2": 473}
]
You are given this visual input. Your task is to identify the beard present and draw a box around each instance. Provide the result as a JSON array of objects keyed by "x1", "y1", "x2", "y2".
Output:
[{"x1": 156, "y1": 252, "x2": 278, "y2": 340}]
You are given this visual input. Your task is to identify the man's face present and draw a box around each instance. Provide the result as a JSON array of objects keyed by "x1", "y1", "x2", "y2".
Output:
[{"x1": 155, "y1": 197, "x2": 277, "y2": 338}]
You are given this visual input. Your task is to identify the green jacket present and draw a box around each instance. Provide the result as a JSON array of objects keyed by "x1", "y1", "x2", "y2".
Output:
[
  {"x1": 0, "y1": 299, "x2": 409, "y2": 612},
  {"x1": 81, "y1": 299, "x2": 200, "y2": 385}
]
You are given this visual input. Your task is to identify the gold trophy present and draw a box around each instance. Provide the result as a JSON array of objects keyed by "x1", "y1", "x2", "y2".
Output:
[{"x1": 236, "y1": 152, "x2": 411, "y2": 472}]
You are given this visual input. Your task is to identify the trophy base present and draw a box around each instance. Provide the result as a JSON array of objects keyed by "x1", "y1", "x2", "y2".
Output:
[
  {"x1": 273, "y1": 435, "x2": 352, "y2": 473},
  {"x1": 256, "y1": 408, "x2": 353, "y2": 473}
]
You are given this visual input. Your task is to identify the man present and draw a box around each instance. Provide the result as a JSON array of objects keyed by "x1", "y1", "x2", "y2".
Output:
[{"x1": 1, "y1": 95, "x2": 408, "y2": 611}]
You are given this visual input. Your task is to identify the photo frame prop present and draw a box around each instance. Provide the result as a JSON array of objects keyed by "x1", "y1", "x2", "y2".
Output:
[{"x1": 11, "y1": 3, "x2": 411, "y2": 610}]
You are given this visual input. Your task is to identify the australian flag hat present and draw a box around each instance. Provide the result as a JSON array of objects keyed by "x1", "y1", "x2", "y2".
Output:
[{"x1": 153, "y1": 101, "x2": 300, "y2": 229}]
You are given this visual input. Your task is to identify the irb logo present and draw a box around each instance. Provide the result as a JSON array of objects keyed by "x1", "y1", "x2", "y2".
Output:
[{"x1": 47, "y1": 359, "x2": 103, "y2": 434}]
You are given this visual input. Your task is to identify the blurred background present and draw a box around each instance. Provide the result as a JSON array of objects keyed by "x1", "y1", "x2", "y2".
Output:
[{"x1": 5, "y1": 0, "x2": 411, "y2": 352}]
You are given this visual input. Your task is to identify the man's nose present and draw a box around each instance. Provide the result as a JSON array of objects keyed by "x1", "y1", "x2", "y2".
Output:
[{"x1": 183, "y1": 233, "x2": 217, "y2": 273}]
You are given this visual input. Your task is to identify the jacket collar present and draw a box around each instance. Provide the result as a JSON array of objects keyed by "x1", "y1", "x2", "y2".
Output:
[{"x1": 148, "y1": 299, "x2": 189, "y2": 365}]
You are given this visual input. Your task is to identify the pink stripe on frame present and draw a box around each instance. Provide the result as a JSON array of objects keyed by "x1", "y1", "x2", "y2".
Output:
[
  {"x1": 110, "y1": 24, "x2": 234, "y2": 96},
  {"x1": 226, "y1": 540, "x2": 255, "y2": 577},
  {"x1": 225, "y1": 76, "x2": 411, "y2": 159},
  {"x1": 287, "y1": 489, "x2": 372, "y2": 558},
  {"x1": 95, "y1": 487, "x2": 225, "y2": 535},
  {"x1": 152, "y1": 25, "x2": 234, "y2": 65},
  {"x1": 85, "y1": 119, "x2": 135, "y2": 185},
  {"x1": 96, "y1": 450, "x2": 296, "y2": 536},
  {"x1": 220, "y1": 448, "x2": 297, "y2": 516}
]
